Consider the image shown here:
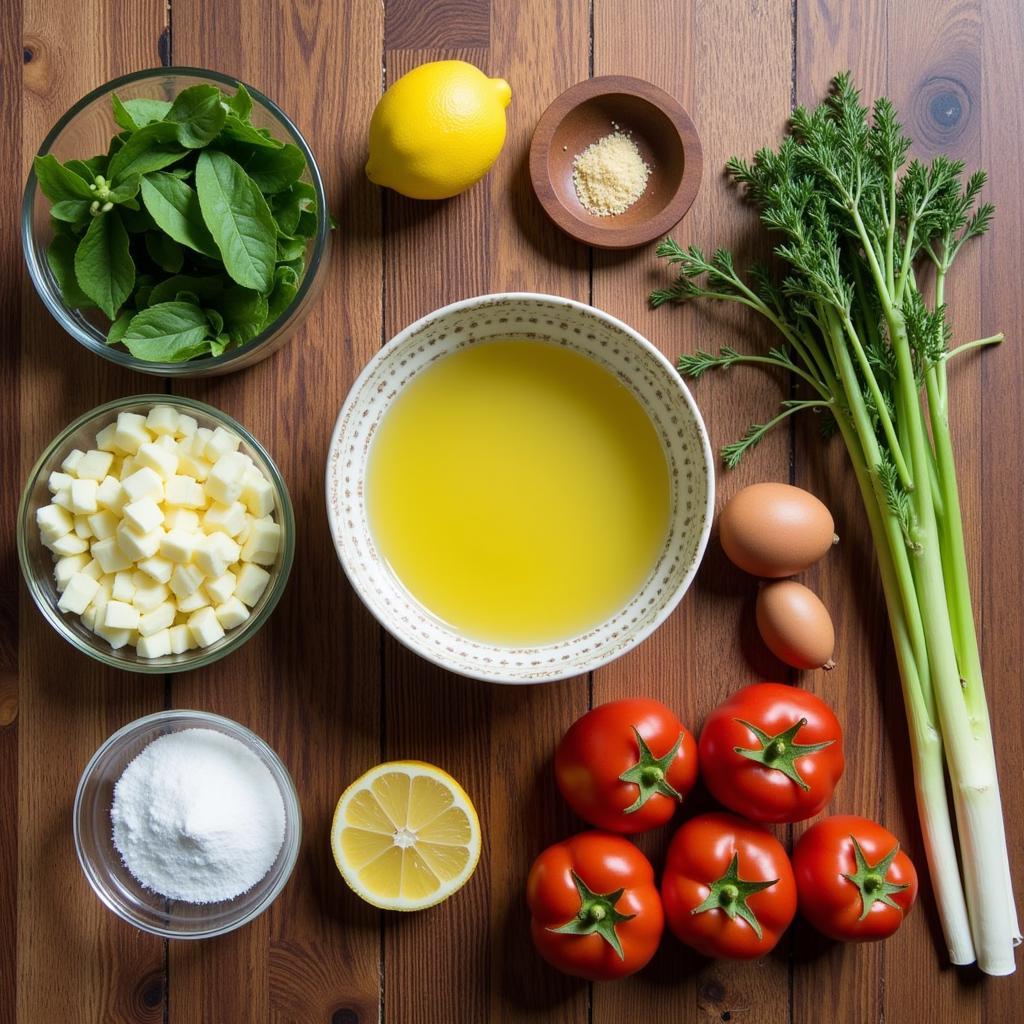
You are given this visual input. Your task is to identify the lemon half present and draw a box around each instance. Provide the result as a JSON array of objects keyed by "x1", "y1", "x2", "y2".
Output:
[{"x1": 331, "y1": 761, "x2": 482, "y2": 911}]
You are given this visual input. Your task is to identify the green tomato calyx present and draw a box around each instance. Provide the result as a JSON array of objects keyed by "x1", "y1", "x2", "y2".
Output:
[
  {"x1": 843, "y1": 836, "x2": 910, "y2": 920},
  {"x1": 548, "y1": 871, "x2": 636, "y2": 959},
  {"x1": 619, "y1": 727, "x2": 684, "y2": 813},
  {"x1": 732, "y1": 717, "x2": 834, "y2": 791},
  {"x1": 691, "y1": 851, "x2": 777, "y2": 940}
]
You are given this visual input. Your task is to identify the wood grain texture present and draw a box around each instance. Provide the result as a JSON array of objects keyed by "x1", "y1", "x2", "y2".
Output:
[{"x1": 8, "y1": 1, "x2": 1024, "y2": 1022}]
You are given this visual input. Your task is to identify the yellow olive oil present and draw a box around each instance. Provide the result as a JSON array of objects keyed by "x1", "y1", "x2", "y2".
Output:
[{"x1": 366, "y1": 340, "x2": 670, "y2": 645}]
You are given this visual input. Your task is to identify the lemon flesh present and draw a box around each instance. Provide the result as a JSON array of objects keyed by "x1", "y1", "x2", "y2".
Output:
[
  {"x1": 331, "y1": 761, "x2": 481, "y2": 910},
  {"x1": 366, "y1": 60, "x2": 512, "y2": 200}
]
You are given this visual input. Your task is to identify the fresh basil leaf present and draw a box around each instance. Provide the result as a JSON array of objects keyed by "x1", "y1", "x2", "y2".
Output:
[
  {"x1": 73, "y1": 211, "x2": 135, "y2": 319},
  {"x1": 121, "y1": 301, "x2": 211, "y2": 362},
  {"x1": 196, "y1": 150, "x2": 276, "y2": 291},
  {"x1": 276, "y1": 233, "x2": 306, "y2": 262},
  {"x1": 221, "y1": 283, "x2": 268, "y2": 343},
  {"x1": 33, "y1": 155, "x2": 96, "y2": 202},
  {"x1": 140, "y1": 172, "x2": 220, "y2": 258},
  {"x1": 204, "y1": 307, "x2": 224, "y2": 337},
  {"x1": 122, "y1": 98, "x2": 173, "y2": 127},
  {"x1": 65, "y1": 156, "x2": 106, "y2": 183},
  {"x1": 227, "y1": 84, "x2": 253, "y2": 121},
  {"x1": 295, "y1": 208, "x2": 317, "y2": 238},
  {"x1": 120, "y1": 204, "x2": 157, "y2": 234},
  {"x1": 107, "y1": 134, "x2": 126, "y2": 162},
  {"x1": 46, "y1": 234, "x2": 95, "y2": 308},
  {"x1": 266, "y1": 264, "x2": 300, "y2": 321},
  {"x1": 107, "y1": 176, "x2": 141, "y2": 204},
  {"x1": 112, "y1": 93, "x2": 140, "y2": 131},
  {"x1": 209, "y1": 333, "x2": 232, "y2": 357},
  {"x1": 107, "y1": 309, "x2": 134, "y2": 345},
  {"x1": 166, "y1": 84, "x2": 227, "y2": 149},
  {"x1": 220, "y1": 113, "x2": 283, "y2": 149},
  {"x1": 107, "y1": 122, "x2": 186, "y2": 183},
  {"x1": 176, "y1": 290, "x2": 201, "y2": 305},
  {"x1": 147, "y1": 273, "x2": 225, "y2": 307},
  {"x1": 242, "y1": 143, "x2": 306, "y2": 194},
  {"x1": 145, "y1": 232, "x2": 185, "y2": 273},
  {"x1": 167, "y1": 166, "x2": 193, "y2": 180},
  {"x1": 50, "y1": 200, "x2": 92, "y2": 225},
  {"x1": 270, "y1": 180, "x2": 315, "y2": 235},
  {"x1": 134, "y1": 281, "x2": 155, "y2": 308}
]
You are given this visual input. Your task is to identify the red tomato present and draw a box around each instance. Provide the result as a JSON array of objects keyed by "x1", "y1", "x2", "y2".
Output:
[
  {"x1": 793, "y1": 815, "x2": 917, "y2": 941},
  {"x1": 555, "y1": 698, "x2": 698, "y2": 833},
  {"x1": 661, "y1": 812, "x2": 796, "y2": 959},
  {"x1": 527, "y1": 831, "x2": 664, "y2": 980},
  {"x1": 698, "y1": 682, "x2": 844, "y2": 823}
]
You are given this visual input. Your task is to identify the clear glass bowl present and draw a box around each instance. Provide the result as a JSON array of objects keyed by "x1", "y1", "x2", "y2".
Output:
[
  {"x1": 21, "y1": 66, "x2": 329, "y2": 377},
  {"x1": 74, "y1": 710, "x2": 302, "y2": 939},
  {"x1": 17, "y1": 394, "x2": 295, "y2": 673}
]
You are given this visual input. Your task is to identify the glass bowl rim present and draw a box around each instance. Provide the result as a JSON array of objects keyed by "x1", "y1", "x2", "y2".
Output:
[
  {"x1": 17, "y1": 392, "x2": 295, "y2": 674},
  {"x1": 21, "y1": 65, "x2": 329, "y2": 375},
  {"x1": 72, "y1": 707, "x2": 303, "y2": 939}
]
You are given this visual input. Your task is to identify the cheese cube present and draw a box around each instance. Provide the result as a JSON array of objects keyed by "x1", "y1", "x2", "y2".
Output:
[
  {"x1": 233, "y1": 563, "x2": 270, "y2": 607},
  {"x1": 236, "y1": 514, "x2": 254, "y2": 545},
  {"x1": 188, "y1": 427, "x2": 214, "y2": 457},
  {"x1": 80, "y1": 558, "x2": 103, "y2": 581},
  {"x1": 54, "y1": 553, "x2": 89, "y2": 591},
  {"x1": 96, "y1": 476, "x2": 125, "y2": 512},
  {"x1": 239, "y1": 467, "x2": 275, "y2": 517},
  {"x1": 145, "y1": 405, "x2": 179, "y2": 436},
  {"x1": 60, "y1": 449, "x2": 85, "y2": 475},
  {"x1": 48, "y1": 470, "x2": 74, "y2": 493},
  {"x1": 57, "y1": 572, "x2": 100, "y2": 614},
  {"x1": 177, "y1": 587, "x2": 211, "y2": 613},
  {"x1": 168, "y1": 623, "x2": 196, "y2": 654},
  {"x1": 73, "y1": 516, "x2": 93, "y2": 539},
  {"x1": 164, "y1": 475, "x2": 206, "y2": 508},
  {"x1": 50, "y1": 532, "x2": 89, "y2": 557},
  {"x1": 94, "y1": 621, "x2": 132, "y2": 650},
  {"x1": 194, "y1": 533, "x2": 240, "y2": 578},
  {"x1": 132, "y1": 580, "x2": 170, "y2": 613},
  {"x1": 240, "y1": 519, "x2": 281, "y2": 565},
  {"x1": 104, "y1": 601, "x2": 140, "y2": 630},
  {"x1": 164, "y1": 507, "x2": 200, "y2": 533},
  {"x1": 120, "y1": 456, "x2": 138, "y2": 478},
  {"x1": 37, "y1": 503, "x2": 74, "y2": 544},
  {"x1": 214, "y1": 596, "x2": 250, "y2": 630},
  {"x1": 76, "y1": 449, "x2": 114, "y2": 481},
  {"x1": 176, "y1": 413, "x2": 198, "y2": 437},
  {"x1": 87, "y1": 508, "x2": 119, "y2": 541},
  {"x1": 188, "y1": 607, "x2": 225, "y2": 648},
  {"x1": 205, "y1": 571, "x2": 236, "y2": 606},
  {"x1": 115, "y1": 521, "x2": 162, "y2": 562},
  {"x1": 205, "y1": 426, "x2": 241, "y2": 462},
  {"x1": 107, "y1": 457, "x2": 124, "y2": 479},
  {"x1": 52, "y1": 487, "x2": 74, "y2": 511},
  {"x1": 122, "y1": 496, "x2": 164, "y2": 535},
  {"x1": 69, "y1": 478, "x2": 98, "y2": 514},
  {"x1": 94, "y1": 422, "x2": 122, "y2": 454},
  {"x1": 121, "y1": 467, "x2": 163, "y2": 504},
  {"x1": 137, "y1": 628, "x2": 172, "y2": 659},
  {"x1": 112, "y1": 571, "x2": 136, "y2": 602},
  {"x1": 139, "y1": 601, "x2": 176, "y2": 637},
  {"x1": 175, "y1": 448, "x2": 211, "y2": 482},
  {"x1": 137, "y1": 555, "x2": 174, "y2": 584},
  {"x1": 114, "y1": 412, "x2": 152, "y2": 454},
  {"x1": 202, "y1": 501, "x2": 247, "y2": 537},
  {"x1": 91, "y1": 536, "x2": 134, "y2": 574},
  {"x1": 136, "y1": 441, "x2": 179, "y2": 479},
  {"x1": 81, "y1": 606, "x2": 97, "y2": 631},
  {"x1": 205, "y1": 452, "x2": 249, "y2": 505},
  {"x1": 169, "y1": 563, "x2": 205, "y2": 600},
  {"x1": 158, "y1": 530, "x2": 194, "y2": 564}
]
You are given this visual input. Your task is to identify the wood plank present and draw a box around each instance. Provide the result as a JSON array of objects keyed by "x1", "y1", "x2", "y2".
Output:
[
  {"x1": 590, "y1": 1, "x2": 795, "y2": 1021},
  {"x1": 17, "y1": 3, "x2": 169, "y2": 1022},
  {"x1": 168, "y1": 2, "x2": 384, "y2": 1022}
]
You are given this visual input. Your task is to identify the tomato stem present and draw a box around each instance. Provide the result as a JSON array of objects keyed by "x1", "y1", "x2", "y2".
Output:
[
  {"x1": 618, "y1": 727, "x2": 684, "y2": 813},
  {"x1": 690, "y1": 851, "x2": 778, "y2": 941},
  {"x1": 548, "y1": 870, "x2": 636, "y2": 959},
  {"x1": 842, "y1": 836, "x2": 911, "y2": 921},
  {"x1": 732, "y1": 717, "x2": 835, "y2": 791}
]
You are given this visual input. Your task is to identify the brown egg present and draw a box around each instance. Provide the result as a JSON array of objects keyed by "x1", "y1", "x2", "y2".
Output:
[
  {"x1": 719, "y1": 482, "x2": 836, "y2": 577},
  {"x1": 756, "y1": 580, "x2": 836, "y2": 670}
]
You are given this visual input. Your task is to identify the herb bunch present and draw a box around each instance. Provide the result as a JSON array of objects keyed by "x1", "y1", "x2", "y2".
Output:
[
  {"x1": 36, "y1": 83, "x2": 318, "y2": 362},
  {"x1": 653, "y1": 73, "x2": 1018, "y2": 975}
]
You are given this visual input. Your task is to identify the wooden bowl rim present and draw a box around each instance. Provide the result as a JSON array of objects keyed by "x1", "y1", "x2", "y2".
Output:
[{"x1": 528, "y1": 75, "x2": 703, "y2": 250}]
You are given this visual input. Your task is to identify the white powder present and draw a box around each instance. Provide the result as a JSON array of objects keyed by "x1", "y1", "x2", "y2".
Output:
[{"x1": 111, "y1": 727, "x2": 286, "y2": 904}]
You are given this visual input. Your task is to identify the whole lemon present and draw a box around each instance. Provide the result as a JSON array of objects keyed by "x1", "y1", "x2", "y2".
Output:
[{"x1": 366, "y1": 60, "x2": 512, "y2": 200}]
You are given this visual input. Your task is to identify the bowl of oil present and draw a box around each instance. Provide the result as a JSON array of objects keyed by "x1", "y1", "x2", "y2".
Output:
[{"x1": 326, "y1": 293, "x2": 714, "y2": 683}]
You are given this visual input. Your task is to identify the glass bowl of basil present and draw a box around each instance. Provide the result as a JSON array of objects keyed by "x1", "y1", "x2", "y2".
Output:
[{"x1": 22, "y1": 67, "x2": 329, "y2": 376}]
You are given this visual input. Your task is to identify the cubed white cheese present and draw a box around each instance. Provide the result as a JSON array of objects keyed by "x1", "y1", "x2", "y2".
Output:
[
  {"x1": 169, "y1": 563, "x2": 205, "y2": 600},
  {"x1": 122, "y1": 496, "x2": 164, "y2": 535},
  {"x1": 137, "y1": 628, "x2": 172, "y2": 659},
  {"x1": 104, "y1": 600, "x2": 140, "y2": 631},
  {"x1": 164, "y1": 474, "x2": 206, "y2": 508},
  {"x1": 94, "y1": 422, "x2": 122, "y2": 454},
  {"x1": 37, "y1": 503, "x2": 74, "y2": 544},
  {"x1": 57, "y1": 572, "x2": 100, "y2": 614},
  {"x1": 163, "y1": 507, "x2": 201, "y2": 533},
  {"x1": 239, "y1": 467, "x2": 275, "y2": 517},
  {"x1": 139, "y1": 601, "x2": 176, "y2": 637},
  {"x1": 159, "y1": 529, "x2": 195, "y2": 564},
  {"x1": 145, "y1": 405, "x2": 180, "y2": 436},
  {"x1": 240, "y1": 519, "x2": 281, "y2": 565},
  {"x1": 176, "y1": 587, "x2": 211, "y2": 613},
  {"x1": 202, "y1": 501, "x2": 247, "y2": 537},
  {"x1": 69, "y1": 478, "x2": 98, "y2": 514},
  {"x1": 204, "y1": 426, "x2": 241, "y2": 462},
  {"x1": 233, "y1": 563, "x2": 271, "y2": 607},
  {"x1": 205, "y1": 570, "x2": 236, "y2": 606},
  {"x1": 174, "y1": 448, "x2": 211, "y2": 482},
  {"x1": 80, "y1": 558, "x2": 103, "y2": 581},
  {"x1": 112, "y1": 571, "x2": 136, "y2": 602},
  {"x1": 91, "y1": 537, "x2": 134, "y2": 574},
  {"x1": 136, "y1": 440, "x2": 179, "y2": 479},
  {"x1": 136, "y1": 555, "x2": 174, "y2": 584},
  {"x1": 115, "y1": 521, "x2": 162, "y2": 562},
  {"x1": 188, "y1": 607, "x2": 225, "y2": 648},
  {"x1": 95, "y1": 621, "x2": 132, "y2": 650},
  {"x1": 132, "y1": 580, "x2": 170, "y2": 613},
  {"x1": 87, "y1": 508, "x2": 119, "y2": 541},
  {"x1": 194, "y1": 533, "x2": 241, "y2": 578},
  {"x1": 214, "y1": 596, "x2": 250, "y2": 630},
  {"x1": 168, "y1": 623, "x2": 195, "y2": 654},
  {"x1": 188, "y1": 427, "x2": 214, "y2": 457},
  {"x1": 73, "y1": 515, "x2": 94, "y2": 540},
  {"x1": 176, "y1": 413, "x2": 198, "y2": 437},
  {"x1": 51, "y1": 487, "x2": 74, "y2": 511},
  {"x1": 60, "y1": 449, "x2": 85, "y2": 475},
  {"x1": 114, "y1": 412, "x2": 152, "y2": 454},
  {"x1": 50, "y1": 532, "x2": 89, "y2": 557},
  {"x1": 95, "y1": 476, "x2": 125, "y2": 512},
  {"x1": 120, "y1": 455, "x2": 138, "y2": 478},
  {"x1": 205, "y1": 452, "x2": 249, "y2": 505},
  {"x1": 54, "y1": 553, "x2": 89, "y2": 591},
  {"x1": 48, "y1": 470, "x2": 74, "y2": 494},
  {"x1": 75, "y1": 449, "x2": 114, "y2": 481},
  {"x1": 121, "y1": 467, "x2": 163, "y2": 504},
  {"x1": 81, "y1": 606, "x2": 97, "y2": 631}
]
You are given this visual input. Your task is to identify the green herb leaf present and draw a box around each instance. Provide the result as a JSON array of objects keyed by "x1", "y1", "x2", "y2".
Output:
[
  {"x1": 112, "y1": 93, "x2": 140, "y2": 132},
  {"x1": 145, "y1": 232, "x2": 185, "y2": 273},
  {"x1": 107, "y1": 176, "x2": 141, "y2": 204},
  {"x1": 33, "y1": 155, "x2": 96, "y2": 202},
  {"x1": 165, "y1": 84, "x2": 227, "y2": 149},
  {"x1": 276, "y1": 232, "x2": 306, "y2": 262},
  {"x1": 140, "y1": 172, "x2": 220, "y2": 257},
  {"x1": 73, "y1": 211, "x2": 135, "y2": 319},
  {"x1": 196, "y1": 150, "x2": 277, "y2": 291},
  {"x1": 241, "y1": 143, "x2": 306, "y2": 194},
  {"x1": 121, "y1": 301, "x2": 212, "y2": 362},
  {"x1": 147, "y1": 273, "x2": 226, "y2": 307},
  {"x1": 121, "y1": 98, "x2": 173, "y2": 127},
  {"x1": 271, "y1": 180, "x2": 315, "y2": 235},
  {"x1": 107, "y1": 122, "x2": 186, "y2": 183},
  {"x1": 46, "y1": 234, "x2": 95, "y2": 308},
  {"x1": 205, "y1": 307, "x2": 225, "y2": 337},
  {"x1": 119, "y1": 204, "x2": 157, "y2": 234},
  {"x1": 266, "y1": 264, "x2": 300, "y2": 321},
  {"x1": 107, "y1": 309, "x2": 134, "y2": 346},
  {"x1": 227, "y1": 83, "x2": 253, "y2": 121},
  {"x1": 64, "y1": 156, "x2": 107, "y2": 182},
  {"x1": 220, "y1": 114, "x2": 283, "y2": 149},
  {"x1": 221, "y1": 283, "x2": 268, "y2": 343},
  {"x1": 50, "y1": 200, "x2": 92, "y2": 225}
]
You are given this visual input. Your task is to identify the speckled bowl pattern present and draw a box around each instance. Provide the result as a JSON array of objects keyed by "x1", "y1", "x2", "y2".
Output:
[{"x1": 326, "y1": 293, "x2": 714, "y2": 684}]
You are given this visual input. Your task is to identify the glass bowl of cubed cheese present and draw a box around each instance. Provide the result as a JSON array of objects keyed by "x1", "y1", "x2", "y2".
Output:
[{"x1": 17, "y1": 395, "x2": 294, "y2": 672}]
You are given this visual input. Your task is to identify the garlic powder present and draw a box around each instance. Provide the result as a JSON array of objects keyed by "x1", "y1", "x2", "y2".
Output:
[{"x1": 572, "y1": 130, "x2": 651, "y2": 216}]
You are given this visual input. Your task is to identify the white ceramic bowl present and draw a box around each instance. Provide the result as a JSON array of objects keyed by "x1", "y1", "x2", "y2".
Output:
[{"x1": 326, "y1": 293, "x2": 714, "y2": 683}]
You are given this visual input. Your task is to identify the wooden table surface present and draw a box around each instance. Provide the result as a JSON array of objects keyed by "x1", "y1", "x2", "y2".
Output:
[{"x1": 5, "y1": 0, "x2": 1022, "y2": 1021}]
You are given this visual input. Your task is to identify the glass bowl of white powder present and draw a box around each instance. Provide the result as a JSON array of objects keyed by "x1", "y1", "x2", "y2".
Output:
[{"x1": 73, "y1": 709, "x2": 302, "y2": 938}]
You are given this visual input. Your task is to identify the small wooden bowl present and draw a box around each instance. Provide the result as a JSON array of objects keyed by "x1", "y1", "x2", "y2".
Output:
[{"x1": 529, "y1": 76, "x2": 702, "y2": 250}]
